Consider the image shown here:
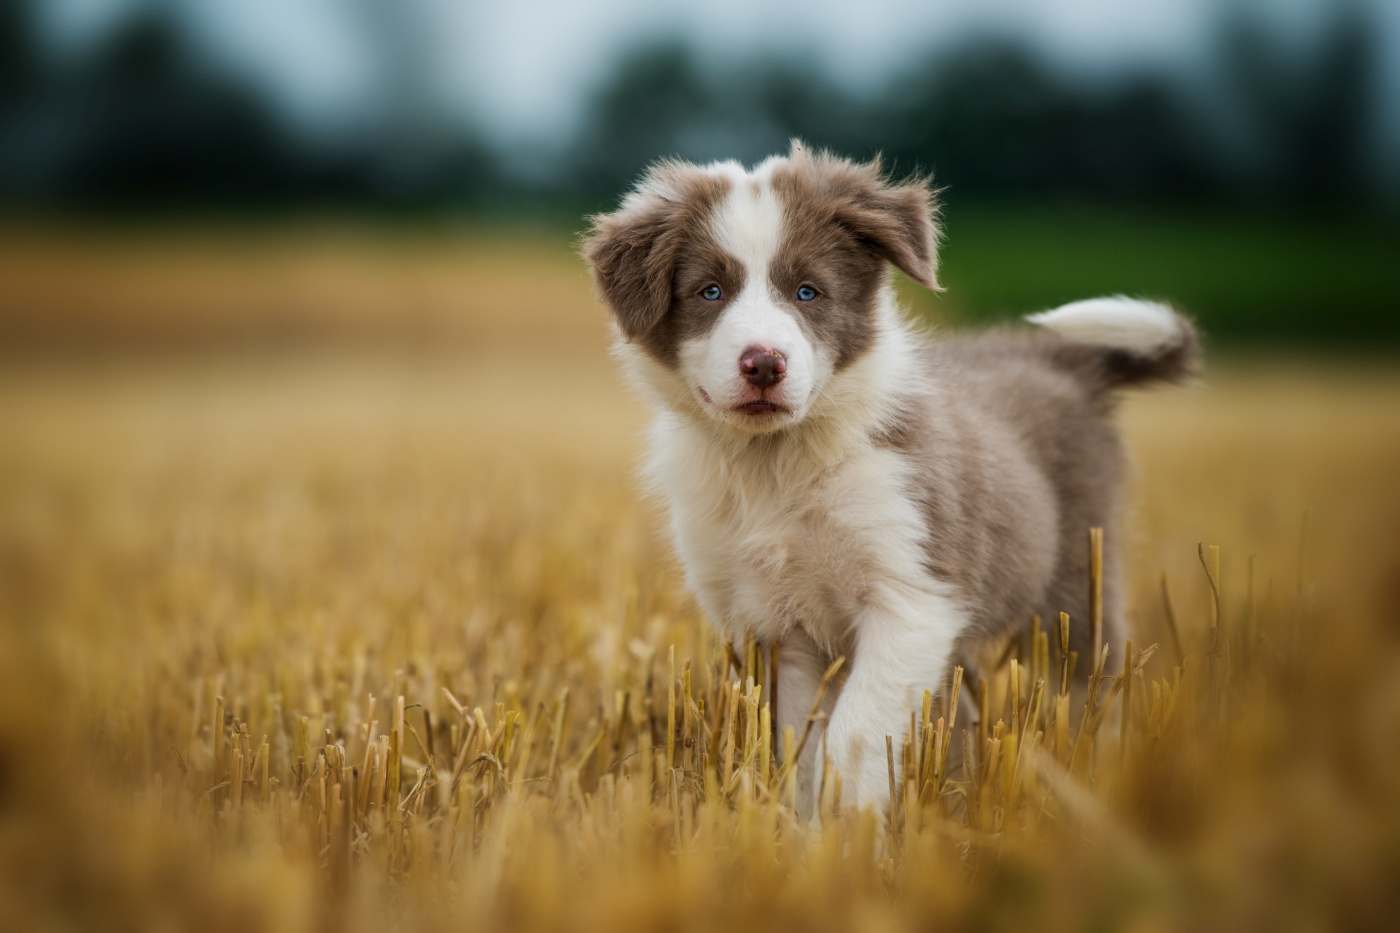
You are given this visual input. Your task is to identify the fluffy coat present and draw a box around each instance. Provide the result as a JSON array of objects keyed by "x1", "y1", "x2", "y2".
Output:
[{"x1": 582, "y1": 142, "x2": 1199, "y2": 816}]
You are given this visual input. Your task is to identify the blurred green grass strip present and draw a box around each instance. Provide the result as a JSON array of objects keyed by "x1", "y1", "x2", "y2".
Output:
[{"x1": 898, "y1": 206, "x2": 1400, "y2": 344}]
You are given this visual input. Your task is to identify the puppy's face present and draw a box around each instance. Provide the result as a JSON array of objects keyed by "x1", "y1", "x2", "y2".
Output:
[{"x1": 583, "y1": 144, "x2": 939, "y2": 434}]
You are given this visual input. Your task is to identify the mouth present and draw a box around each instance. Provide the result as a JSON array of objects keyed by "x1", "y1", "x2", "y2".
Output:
[{"x1": 733, "y1": 400, "x2": 789, "y2": 416}]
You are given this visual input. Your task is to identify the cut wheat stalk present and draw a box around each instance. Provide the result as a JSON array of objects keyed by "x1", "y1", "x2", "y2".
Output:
[
  {"x1": 666, "y1": 646, "x2": 676, "y2": 774},
  {"x1": 1058, "y1": 612, "x2": 1072, "y2": 697},
  {"x1": 1089, "y1": 527, "x2": 1104, "y2": 661},
  {"x1": 788, "y1": 656, "x2": 846, "y2": 771}
]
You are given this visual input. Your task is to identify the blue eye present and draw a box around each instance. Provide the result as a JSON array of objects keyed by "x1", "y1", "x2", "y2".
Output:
[
  {"x1": 796, "y1": 285, "x2": 818, "y2": 301},
  {"x1": 701, "y1": 285, "x2": 722, "y2": 301}
]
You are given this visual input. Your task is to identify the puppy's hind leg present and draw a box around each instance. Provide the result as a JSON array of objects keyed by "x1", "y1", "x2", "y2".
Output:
[{"x1": 773, "y1": 629, "x2": 837, "y2": 820}]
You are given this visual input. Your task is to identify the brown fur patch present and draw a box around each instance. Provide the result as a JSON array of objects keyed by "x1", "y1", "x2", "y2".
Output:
[
  {"x1": 581, "y1": 163, "x2": 734, "y2": 360},
  {"x1": 877, "y1": 320, "x2": 1200, "y2": 678},
  {"x1": 770, "y1": 143, "x2": 941, "y2": 290},
  {"x1": 769, "y1": 144, "x2": 941, "y2": 369},
  {"x1": 768, "y1": 182, "x2": 887, "y2": 371},
  {"x1": 1051, "y1": 315, "x2": 1202, "y2": 392},
  {"x1": 642, "y1": 222, "x2": 745, "y2": 367},
  {"x1": 876, "y1": 329, "x2": 1151, "y2": 662}
]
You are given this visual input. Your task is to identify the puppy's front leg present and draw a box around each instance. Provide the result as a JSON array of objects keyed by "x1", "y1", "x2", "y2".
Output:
[{"x1": 819, "y1": 587, "x2": 965, "y2": 814}]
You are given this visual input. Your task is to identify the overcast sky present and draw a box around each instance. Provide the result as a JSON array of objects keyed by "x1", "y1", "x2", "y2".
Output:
[{"x1": 38, "y1": 0, "x2": 1400, "y2": 150}]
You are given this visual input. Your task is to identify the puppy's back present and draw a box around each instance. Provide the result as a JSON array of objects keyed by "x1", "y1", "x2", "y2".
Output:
[{"x1": 913, "y1": 299, "x2": 1200, "y2": 651}]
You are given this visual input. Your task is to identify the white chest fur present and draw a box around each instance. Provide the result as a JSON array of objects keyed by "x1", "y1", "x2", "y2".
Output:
[{"x1": 649, "y1": 415, "x2": 935, "y2": 655}]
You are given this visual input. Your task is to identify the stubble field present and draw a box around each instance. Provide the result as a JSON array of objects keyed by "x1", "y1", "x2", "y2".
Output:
[{"x1": 2, "y1": 225, "x2": 1399, "y2": 932}]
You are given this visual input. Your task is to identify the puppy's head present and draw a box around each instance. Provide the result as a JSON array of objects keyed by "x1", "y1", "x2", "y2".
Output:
[{"x1": 582, "y1": 142, "x2": 939, "y2": 434}]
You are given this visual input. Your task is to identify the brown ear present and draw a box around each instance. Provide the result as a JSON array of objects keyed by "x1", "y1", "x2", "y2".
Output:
[
  {"x1": 841, "y1": 175, "x2": 941, "y2": 290},
  {"x1": 583, "y1": 160, "x2": 733, "y2": 339},
  {"x1": 581, "y1": 200, "x2": 677, "y2": 340},
  {"x1": 781, "y1": 141, "x2": 941, "y2": 290}
]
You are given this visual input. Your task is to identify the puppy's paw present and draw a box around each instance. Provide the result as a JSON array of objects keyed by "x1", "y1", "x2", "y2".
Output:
[{"x1": 818, "y1": 725, "x2": 894, "y2": 817}]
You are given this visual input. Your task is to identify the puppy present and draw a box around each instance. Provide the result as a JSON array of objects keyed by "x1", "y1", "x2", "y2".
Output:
[{"x1": 582, "y1": 142, "x2": 1198, "y2": 816}]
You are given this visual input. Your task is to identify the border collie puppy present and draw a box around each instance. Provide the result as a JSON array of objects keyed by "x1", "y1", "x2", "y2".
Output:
[{"x1": 582, "y1": 142, "x2": 1199, "y2": 816}]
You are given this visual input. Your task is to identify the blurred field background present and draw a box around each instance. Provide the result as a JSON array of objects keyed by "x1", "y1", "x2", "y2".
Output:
[{"x1": 4, "y1": 1, "x2": 1400, "y2": 931}]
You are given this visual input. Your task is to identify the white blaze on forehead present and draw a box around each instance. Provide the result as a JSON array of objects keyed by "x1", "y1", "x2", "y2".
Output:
[{"x1": 709, "y1": 174, "x2": 785, "y2": 290}]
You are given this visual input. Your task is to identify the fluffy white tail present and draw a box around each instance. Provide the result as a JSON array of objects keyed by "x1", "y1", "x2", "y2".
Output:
[
  {"x1": 1026, "y1": 296, "x2": 1185, "y2": 355},
  {"x1": 1027, "y1": 296, "x2": 1200, "y2": 388}
]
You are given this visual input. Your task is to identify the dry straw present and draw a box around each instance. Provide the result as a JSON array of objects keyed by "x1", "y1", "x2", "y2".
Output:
[{"x1": 8, "y1": 346, "x2": 1399, "y2": 932}]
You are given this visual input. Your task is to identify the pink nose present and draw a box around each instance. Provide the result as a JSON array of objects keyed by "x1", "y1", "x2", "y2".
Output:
[{"x1": 739, "y1": 346, "x2": 786, "y2": 389}]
